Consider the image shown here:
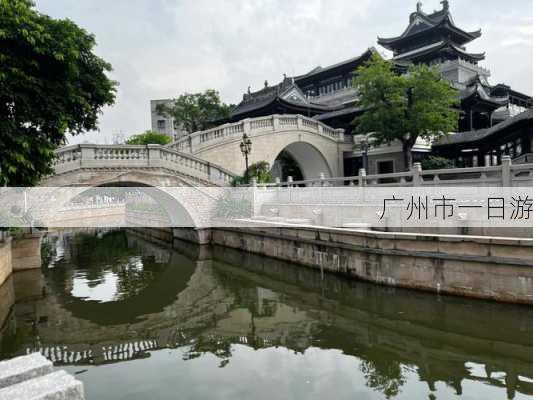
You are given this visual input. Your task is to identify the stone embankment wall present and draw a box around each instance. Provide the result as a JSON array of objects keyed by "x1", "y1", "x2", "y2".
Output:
[
  {"x1": 0, "y1": 238, "x2": 12, "y2": 288},
  {"x1": 202, "y1": 226, "x2": 533, "y2": 305},
  {"x1": 11, "y1": 233, "x2": 42, "y2": 272}
]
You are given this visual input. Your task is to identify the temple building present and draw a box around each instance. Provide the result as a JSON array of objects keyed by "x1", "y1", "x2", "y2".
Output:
[{"x1": 227, "y1": 0, "x2": 533, "y2": 175}]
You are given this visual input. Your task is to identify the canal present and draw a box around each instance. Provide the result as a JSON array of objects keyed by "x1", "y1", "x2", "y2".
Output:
[{"x1": 1, "y1": 229, "x2": 533, "y2": 399}]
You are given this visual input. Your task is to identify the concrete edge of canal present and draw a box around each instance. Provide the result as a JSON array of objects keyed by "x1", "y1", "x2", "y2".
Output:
[
  {"x1": 172, "y1": 225, "x2": 533, "y2": 306},
  {"x1": 4, "y1": 224, "x2": 533, "y2": 306}
]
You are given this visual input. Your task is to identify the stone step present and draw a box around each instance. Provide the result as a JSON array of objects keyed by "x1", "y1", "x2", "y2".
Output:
[
  {"x1": 0, "y1": 370, "x2": 84, "y2": 400},
  {"x1": 0, "y1": 353, "x2": 53, "y2": 389},
  {"x1": 0, "y1": 353, "x2": 85, "y2": 400}
]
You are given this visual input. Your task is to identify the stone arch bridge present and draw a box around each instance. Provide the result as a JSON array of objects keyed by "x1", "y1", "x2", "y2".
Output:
[
  {"x1": 46, "y1": 114, "x2": 350, "y2": 189},
  {"x1": 36, "y1": 115, "x2": 350, "y2": 227},
  {"x1": 168, "y1": 114, "x2": 350, "y2": 179}
]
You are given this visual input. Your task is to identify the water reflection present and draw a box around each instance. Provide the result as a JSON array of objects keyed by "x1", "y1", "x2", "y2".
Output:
[{"x1": 1, "y1": 229, "x2": 533, "y2": 400}]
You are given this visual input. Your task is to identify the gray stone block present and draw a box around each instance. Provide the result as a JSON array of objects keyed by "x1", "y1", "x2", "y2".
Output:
[
  {"x1": 0, "y1": 353, "x2": 53, "y2": 389},
  {"x1": 0, "y1": 370, "x2": 84, "y2": 400}
]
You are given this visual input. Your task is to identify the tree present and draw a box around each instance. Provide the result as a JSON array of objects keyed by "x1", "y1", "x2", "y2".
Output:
[
  {"x1": 231, "y1": 161, "x2": 274, "y2": 186},
  {"x1": 0, "y1": 0, "x2": 116, "y2": 186},
  {"x1": 421, "y1": 155, "x2": 454, "y2": 170},
  {"x1": 125, "y1": 130, "x2": 171, "y2": 145},
  {"x1": 352, "y1": 53, "x2": 458, "y2": 170},
  {"x1": 156, "y1": 90, "x2": 232, "y2": 133}
]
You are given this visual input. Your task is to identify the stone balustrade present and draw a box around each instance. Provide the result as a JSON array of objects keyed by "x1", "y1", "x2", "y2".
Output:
[
  {"x1": 53, "y1": 144, "x2": 235, "y2": 185},
  {"x1": 254, "y1": 156, "x2": 533, "y2": 188},
  {"x1": 168, "y1": 114, "x2": 345, "y2": 154}
]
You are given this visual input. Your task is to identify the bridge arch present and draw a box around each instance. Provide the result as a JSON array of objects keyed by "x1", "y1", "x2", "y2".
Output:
[
  {"x1": 191, "y1": 128, "x2": 343, "y2": 179},
  {"x1": 272, "y1": 141, "x2": 333, "y2": 181},
  {"x1": 168, "y1": 115, "x2": 347, "y2": 179},
  {"x1": 40, "y1": 174, "x2": 205, "y2": 227}
]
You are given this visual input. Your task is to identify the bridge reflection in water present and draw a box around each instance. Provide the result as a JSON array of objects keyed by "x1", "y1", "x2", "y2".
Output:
[{"x1": 1, "y1": 230, "x2": 533, "y2": 400}]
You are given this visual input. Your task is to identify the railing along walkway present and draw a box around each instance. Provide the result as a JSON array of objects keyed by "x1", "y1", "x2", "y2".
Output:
[
  {"x1": 53, "y1": 144, "x2": 235, "y2": 185},
  {"x1": 167, "y1": 114, "x2": 346, "y2": 154}
]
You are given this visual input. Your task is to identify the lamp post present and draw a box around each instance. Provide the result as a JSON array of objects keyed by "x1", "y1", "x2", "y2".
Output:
[{"x1": 240, "y1": 133, "x2": 252, "y2": 181}]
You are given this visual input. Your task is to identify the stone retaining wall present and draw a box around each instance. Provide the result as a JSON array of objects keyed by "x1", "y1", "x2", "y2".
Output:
[
  {"x1": 0, "y1": 239, "x2": 12, "y2": 288},
  {"x1": 11, "y1": 233, "x2": 42, "y2": 272},
  {"x1": 208, "y1": 226, "x2": 533, "y2": 305}
]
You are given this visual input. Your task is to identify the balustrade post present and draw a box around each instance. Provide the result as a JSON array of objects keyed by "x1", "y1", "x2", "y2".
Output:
[
  {"x1": 79, "y1": 144, "x2": 95, "y2": 168},
  {"x1": 287, "y1": 176, "x2": 293, "y2": 202},
  {"x1": 273, "y1": 115, "x2": 280, "y2": 131},
  {"x1": 275, "y1": 177, "x2": 281, "y2": 202},
  {"x1": 206, "y1": 162, "x2": 211, "y2": 181},
  {"x1": 251, "y1": 177, "x2": 259, "y2": 216},
  {"x1": 243, "y1": 119, "x2": 251, "y2": 136},
  {"x1": 412, "y1": 162, "x2": 422, "y2": 186},
  {"x1": 501, "y1": 155, "x2": 512, "y2": 187},
  {"x1": 318, "y1": 124, "x2": 323, "y2": 136},
  {"x1": 296, "y1": 115, "x2": 302, "y2": 130},
  {"x1": 358, "y1": 168, "x2": 366, "y2": 187},
  {"x1": 147, "y1": 144, "x2": 161, "y2": 167},
  {"x1": 336, "y1": 129, "x2": 345, "y2": 142}
]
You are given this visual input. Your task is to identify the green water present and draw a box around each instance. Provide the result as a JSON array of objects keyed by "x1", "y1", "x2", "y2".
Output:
[{"x1": 1, "y1": 229, "x2": 533, "y2": 400}]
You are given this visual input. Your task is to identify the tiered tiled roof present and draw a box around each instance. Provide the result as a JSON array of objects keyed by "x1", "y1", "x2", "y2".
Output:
[{"x1": 378, "y1": 1, "x2": 483, "y2": 63}]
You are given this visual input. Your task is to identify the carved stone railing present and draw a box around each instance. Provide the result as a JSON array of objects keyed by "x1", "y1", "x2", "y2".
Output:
[
  {"x1": 167, "y1": 114, "x2": 345, "y2": 154},
  {"x1": 53, "y1": 144, "x2": 235, "y2": 185},
  {"x1": 252, "y1": 156, "x2": 533, "y2": 188}
]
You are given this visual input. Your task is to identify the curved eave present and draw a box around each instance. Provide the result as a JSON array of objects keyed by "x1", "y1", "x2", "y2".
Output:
[
  {"x1": 394, "y1": 42, "x2": 485, "y2": 63},
  {"x1": 379, "y1": 22, "x2": 481, "y2": 52},
  {"x1": 450, "y1": 44, "x2": 485, "y2": 61},
  {"x1": 294, "y1": 48, "x2": 376, "y2": 86},
  {"x1": 438, "y1": 16, "x2": 481, "y2": 43},
  {"x1": 377, "y1": 36, "x2": 402, "y2": 51},
  {"x1": 434, "y1": 109, "x2": 533, "y2": 148}
]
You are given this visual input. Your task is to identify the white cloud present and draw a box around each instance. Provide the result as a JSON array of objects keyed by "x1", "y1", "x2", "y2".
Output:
[{"x1": 34, "y1": 0, "x2": 533, "y2": 144}]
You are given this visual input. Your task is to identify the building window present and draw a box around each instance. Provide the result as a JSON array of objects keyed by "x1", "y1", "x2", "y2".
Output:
[{"x1": 157, "y1": 120, "x2": 166, "y2": 130}]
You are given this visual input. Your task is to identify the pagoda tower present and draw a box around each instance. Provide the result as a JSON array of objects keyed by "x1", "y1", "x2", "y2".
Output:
[{"x1": 378, "y1": 0, "x2": 489, "y2": 87}]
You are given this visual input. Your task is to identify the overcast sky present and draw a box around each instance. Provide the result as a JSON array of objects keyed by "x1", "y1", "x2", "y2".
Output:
[{"x1": 34, "y1": 0, "x2": 533, "y2": 144}]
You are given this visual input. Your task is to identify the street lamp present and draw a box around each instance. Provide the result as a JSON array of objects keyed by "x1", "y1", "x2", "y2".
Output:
[{"x1": 240, "y1": 133, "x2": 252, "y2": 181}]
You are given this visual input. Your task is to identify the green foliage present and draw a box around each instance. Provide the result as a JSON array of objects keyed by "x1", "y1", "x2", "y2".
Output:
[
  {"x1": 125, "y1": 130, "x2": 171, "y2": 145},
  {"x1": 213, "y1": 196, "x2": 252, "y2": 219},
  {"x1": 156, "y1": 90, "x2": 232, "y2": 133},
  {"x1": 352, "y1": 53, "x2": 459, "y2": 170},
  {"x1": 232, "y1": 161, "x2": 274, "y2": 186},
  {"x1": 0, "y1": 0, "x2": 117, "y2": 186},
  {"x1": 247, "y1": 161, "x2": 273, "y2": 183},
  {"x1": 421, "y1": 156, "x2": 454, "y2": 170}
]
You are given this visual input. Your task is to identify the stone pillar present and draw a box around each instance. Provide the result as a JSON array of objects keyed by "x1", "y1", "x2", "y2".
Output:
[
  {"x1": 275, "y1": 177, "x2": 281, "y2": 202},
  {"x1": 11, "y1": 232, "x2": 42, "y2": 272},
  {"x1": 501, "y1": 155, "x2": 512, "y2": 187},
  {"x1": 147, "y1": 144, "x2": 161, "y2": 168},
  {"x1": 79, "y1": 144, "x2": 95, "y2": 168},
  {"x1": 412, "y1": 162, "x2": 422, "y2": 186},
  {"x1": 336, "y1": 129, "x2": 345, "y2": 142},
  {"x1": 251, "y1": 178, "x2": 259, "y2": 216},
  {"x1": 242, "y1": 119, "x2": 251, "y2": 135},
  {"x1": 272, "y1": 115, "x2": 280, "y2": 131},
  {"x1": 358, "y1": 168, "x2": 366, "y2": 187}
]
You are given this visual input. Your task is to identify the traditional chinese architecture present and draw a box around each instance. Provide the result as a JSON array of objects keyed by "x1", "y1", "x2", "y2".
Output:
[{"x1": 152, "y1": 1, "x2": 532, "y2": 175}]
